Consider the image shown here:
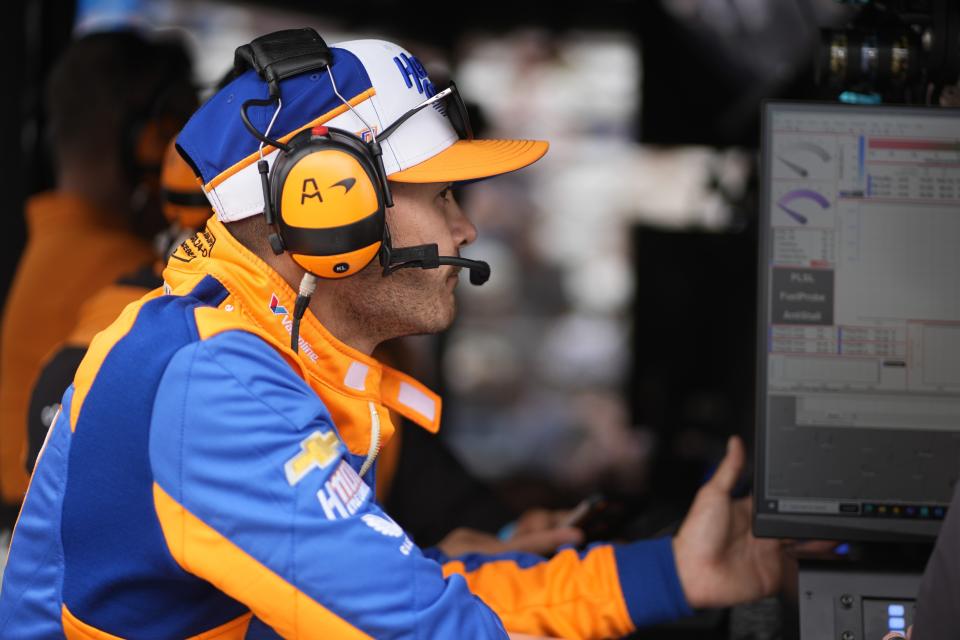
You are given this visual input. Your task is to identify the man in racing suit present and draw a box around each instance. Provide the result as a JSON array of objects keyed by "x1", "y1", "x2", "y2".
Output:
[{"x1": 0, "y1": 31, "x2": 782, "y2": 639}]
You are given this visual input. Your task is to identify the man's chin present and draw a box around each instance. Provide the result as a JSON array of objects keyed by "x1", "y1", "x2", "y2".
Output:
[
  {"x1": 428, "y1": 299, "x2": 457, "y2": 334},
  {"x1": 406, "y1": 298, "x2": 457, "y2": 337}
]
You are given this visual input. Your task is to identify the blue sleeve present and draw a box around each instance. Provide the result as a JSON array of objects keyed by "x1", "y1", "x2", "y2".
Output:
[
  {"x1": 614, "y1": 537, "x2": 692, "y2": 627},
  {"x1": 148, "y1": 330, "x2": 506, "y2": 639}
]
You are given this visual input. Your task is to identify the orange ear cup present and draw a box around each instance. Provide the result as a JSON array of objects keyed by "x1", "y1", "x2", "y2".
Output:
[
  {"x1": 277, "y1": 146, "x2": 383, "y2": 277},
  {"x1": 279, "y1": 149, "x2": 380, "y2": 229},
  {"x1": 160, "y1": 139, "x2": 212, "y2": 230}
]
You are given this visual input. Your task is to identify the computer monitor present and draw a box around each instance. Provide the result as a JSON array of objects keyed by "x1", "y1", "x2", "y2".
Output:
[{"x1": 754, "y1": 101, "x2": 960, "y2": 542}]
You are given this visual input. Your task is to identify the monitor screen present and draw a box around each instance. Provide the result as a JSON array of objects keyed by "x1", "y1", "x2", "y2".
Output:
[{"x1": 754, "y1": 102, "x2": 960, "y2": 542}]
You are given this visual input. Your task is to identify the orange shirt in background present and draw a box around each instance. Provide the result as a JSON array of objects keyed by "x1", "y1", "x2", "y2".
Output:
[{"x1": 0, "y1": 192, "x2": 154, "y2": 502}]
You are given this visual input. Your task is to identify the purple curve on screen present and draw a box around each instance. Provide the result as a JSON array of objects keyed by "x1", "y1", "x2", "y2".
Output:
[{"x1": 776, "y1": 189, "x2": 830, "y2": 225}]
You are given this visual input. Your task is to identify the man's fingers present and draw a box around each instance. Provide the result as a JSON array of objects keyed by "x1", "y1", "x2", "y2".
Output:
[
  {"x1": 505, "y1": 527, "x2": 584, "y2": 555},
  {"x1": 707, "y1": 436, "x2": 745, "y2": 494},
  {"x1": 436, "y1": 528, "x2": 508, "y2": 557},
  {"x1": 513, "y1": 509, "x2": 557, "y2": 536}
]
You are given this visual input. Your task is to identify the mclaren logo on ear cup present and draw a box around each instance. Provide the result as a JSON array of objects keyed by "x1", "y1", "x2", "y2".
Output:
[
  {"x1": 331, "y1": 177, "x2": 356, "y2": 193},
  {"x1": 279, "y1": 149, "x2": 379, "y2": 229},
  {"x1": 299, "y1": 176, "x2": 357, "y2": 204}
]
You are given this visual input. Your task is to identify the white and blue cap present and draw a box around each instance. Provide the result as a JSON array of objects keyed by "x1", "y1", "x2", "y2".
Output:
[{"x1": 177, "y1": 38, "x2": 549, "y2": 222}]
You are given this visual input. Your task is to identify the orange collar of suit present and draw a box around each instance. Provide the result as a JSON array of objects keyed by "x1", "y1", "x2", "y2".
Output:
[{"x1": 162, "y1": 218, "x2": 442, "y2": 450}]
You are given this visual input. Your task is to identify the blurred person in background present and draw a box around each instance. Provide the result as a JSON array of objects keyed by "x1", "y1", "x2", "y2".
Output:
[
  {"x1": 1, "y1": 29, "x2": 783, "y2": 639},
  {"x1": 25, "y1": 140, "x2": 210, "y2": 473},
  {"x1": 0, "y1": 30, "x2": 197, "y2": 505}
]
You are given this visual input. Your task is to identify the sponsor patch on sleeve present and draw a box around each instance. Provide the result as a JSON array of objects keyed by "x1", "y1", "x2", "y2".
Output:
[
  {"x1": 316, "y1": 459, "x2": 371, "y2": 520},
  {"x1": 285, "y1": 430, "x2": 342, "y2": 486},
  {"x1": 362, "y1": 513, "x2": 413, "y2": 556}
]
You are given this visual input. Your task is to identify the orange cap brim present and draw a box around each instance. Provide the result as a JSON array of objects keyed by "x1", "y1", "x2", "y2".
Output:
[{"x1": 389, "y1": 139, "x2": 549, "y2": 183}]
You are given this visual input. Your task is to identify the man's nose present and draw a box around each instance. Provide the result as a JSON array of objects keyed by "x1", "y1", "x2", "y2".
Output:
[{"x1": 451, "y1": 204, "x2": 477, "y2": 248}]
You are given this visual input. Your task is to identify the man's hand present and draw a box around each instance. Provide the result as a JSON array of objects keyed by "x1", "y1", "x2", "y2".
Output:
[
  {"x1": 672, "y1": 436, "x2": 783, "y2": 609},
  {"x1": 437, "y1": 509, "x2": 583, "y2": 557}
]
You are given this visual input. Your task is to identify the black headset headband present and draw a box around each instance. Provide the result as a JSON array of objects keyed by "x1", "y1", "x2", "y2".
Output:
[{"x1": 234, "y1": 29, "x2": 332, "y2": 98}]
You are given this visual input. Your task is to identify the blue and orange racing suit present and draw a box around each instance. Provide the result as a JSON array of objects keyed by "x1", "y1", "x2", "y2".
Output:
[{"x1": 0, "y1": 218, "x2": 690, "y2": 639}]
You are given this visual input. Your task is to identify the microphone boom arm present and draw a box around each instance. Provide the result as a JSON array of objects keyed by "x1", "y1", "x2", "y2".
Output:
[{"x1": 381, "y1": 242, "x2": 490, "y2": 285}]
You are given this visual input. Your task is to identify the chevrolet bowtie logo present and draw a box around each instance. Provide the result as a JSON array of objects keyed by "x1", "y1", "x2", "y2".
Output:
[{"x1": 285, "y1": 430, "x2": 341, "y2": 486}]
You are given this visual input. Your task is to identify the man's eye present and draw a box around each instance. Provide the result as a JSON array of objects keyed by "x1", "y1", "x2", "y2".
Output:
[{"x1": 438, "y1": 188, "x2": 452, "y2": 201}]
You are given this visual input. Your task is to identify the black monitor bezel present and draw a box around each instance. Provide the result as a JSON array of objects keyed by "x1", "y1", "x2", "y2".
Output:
[{"x1": 753, "y1": 100, "x2": 960, "y2": 543}]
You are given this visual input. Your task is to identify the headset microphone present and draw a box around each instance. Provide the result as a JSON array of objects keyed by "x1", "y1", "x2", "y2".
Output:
[
  {"x1": 381, "y1": 243, "x2": 490, "y2": 286},
  {"x1": 443, "y1": 257, "x2": 490, "y2": 286}
]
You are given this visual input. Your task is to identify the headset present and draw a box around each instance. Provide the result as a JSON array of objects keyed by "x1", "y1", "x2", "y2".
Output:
[
  {"x1": 260, "y1": 124, "x2": 389, "y2": 280},
  {"x1": 118, "y1": 35, "x2": 198, "y2": 190},
  {"x1": 234, "y1": 29, "x2": 490, "y2": 351},
  {"x1": 160, "y1": 139, "x2": 212, "y2": 231},
  {"x1": 45, "y1": 31, "x2": 196, "y2": 237},
  {"x1": 156, "y1": 139, "x2": 213, "y2": 259}
]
